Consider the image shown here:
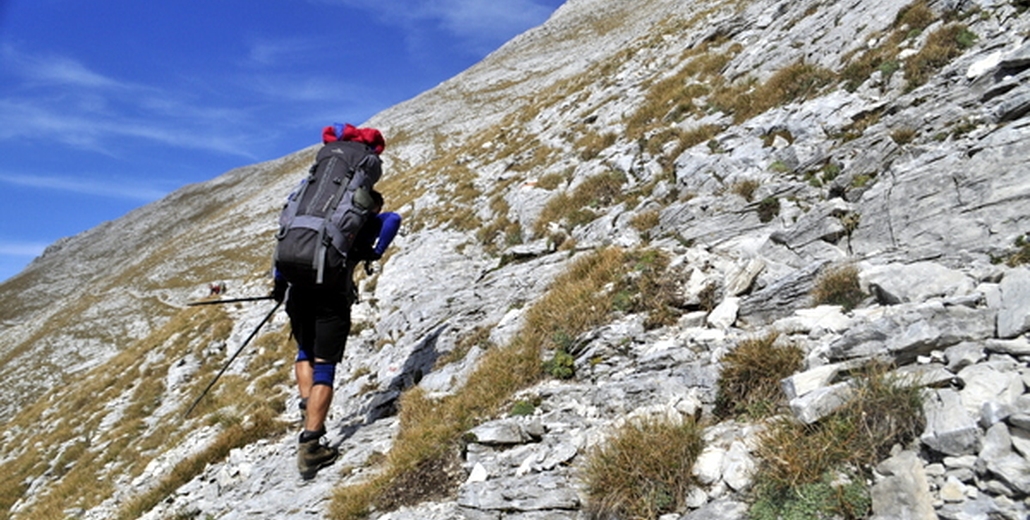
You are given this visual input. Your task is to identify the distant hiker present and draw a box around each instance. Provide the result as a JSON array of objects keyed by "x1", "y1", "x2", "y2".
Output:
[
  {"x1": 208, "y1": 282, "x2": 226, "y2": 296},
  {"x1": 270, "y1": 123, "x2": 390, "y2": 480}
]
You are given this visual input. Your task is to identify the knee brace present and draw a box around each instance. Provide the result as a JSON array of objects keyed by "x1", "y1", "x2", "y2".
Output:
[
  {"x1": 295, "y1": 346, "x2": 313, "y2": 363},
  {"x1": 312, "y1": 362, "x2": 336, "y2": 387}
]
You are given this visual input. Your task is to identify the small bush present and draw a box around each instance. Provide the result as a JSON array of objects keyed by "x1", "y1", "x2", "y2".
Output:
[
  {"x1": 750, "y1": 472, "x2": 871, "y2": 520},
  {"x1": 1006, "y1": 235, "x2": 1030, "y2": 267},
  {"x1": 890, "y1": 127, "x2": 917, "y2": 145},
  {"x1": 811, "y1": 264, "x2": 865, "y2": 311},
  {"x1": 583, "y1": 415, "x2": 704, "y2": 520},
  {"x1": 757, "y1": 196, "x2": 780, "y2": 223},
  {"x1": 714, "y1": 333, "x2": 803, "y2": 419},
  {"x1": 510, "y1": 400, "x2": 536, "y2": 416}
]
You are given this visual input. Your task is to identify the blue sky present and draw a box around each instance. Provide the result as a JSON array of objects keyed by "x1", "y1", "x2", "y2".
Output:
[{"x1": 0, "y1": 0, "x2": 565, "y2": 282}]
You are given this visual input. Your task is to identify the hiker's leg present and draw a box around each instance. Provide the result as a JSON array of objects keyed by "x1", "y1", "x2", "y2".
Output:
[
  {"x1": 286, "y1": 288, "x2": 316, "y2": 406},
  {"x1": 304, "y1": 361, "x2": 334, "y2": 432},
  {"x1": 303, "y1": 290, "x2": 350, "y2": 434},
  {"x1": 295, "y1": 362, "x2": 313, "y2": 397},
  {"x1": 295, "y1": 349, "x2": 314, "y2": 401}
]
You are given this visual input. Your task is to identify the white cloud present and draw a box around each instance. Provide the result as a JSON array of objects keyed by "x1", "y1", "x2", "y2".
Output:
[
  {"x1": 2, "y1": 43, "x2": 131, "y2": 89},
  {"x1": 322, "y1": 0, "x2": 556, "y2": 54},
  {"x1": 0, "y1": 45, "x2": 263, "y2": 159},
  {"x1": 0, "y1": 172, "x2": 169, "y2": 202},
  {"x1": 0, "y1": 98, "x2": 258, "y2": 159},
  {"x1": 0, "y1": 241, "x2": 47, "y2": 257},
  {"x1": 245, "y1": 38, "x2": 321, "y2": 67}
]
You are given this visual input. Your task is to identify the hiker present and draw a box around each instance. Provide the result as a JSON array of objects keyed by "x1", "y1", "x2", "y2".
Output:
[{"x1": 270, "y1": 124, "x2": 392, "y2": 480}]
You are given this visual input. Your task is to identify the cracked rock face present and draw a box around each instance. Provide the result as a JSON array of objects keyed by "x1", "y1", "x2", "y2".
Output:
[{"x1": 4, "y1": 0, "x2": 1030, "y2": 519}]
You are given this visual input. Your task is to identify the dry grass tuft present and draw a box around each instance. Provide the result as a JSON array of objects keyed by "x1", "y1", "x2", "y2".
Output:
[
  {"x1": 714, "y1": 333, "x2": 803, "y2": 419},
  {"x1": 811, "y1": 264, "x2": 865, "y2": 311},
  {"x1": 904, "y1": 23, "x2": 976, "y2": 90},
  {"x1": 583, "y1": 415, "x2": 704, "y2": 520},
  {"x1": 731, "y1": 179, "x2": 760, "y2": 202}
]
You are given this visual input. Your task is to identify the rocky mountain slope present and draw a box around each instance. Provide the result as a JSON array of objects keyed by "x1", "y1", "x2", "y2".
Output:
[{"x1": 3, "y1": 0, "x2": 1030, "y2": 518}]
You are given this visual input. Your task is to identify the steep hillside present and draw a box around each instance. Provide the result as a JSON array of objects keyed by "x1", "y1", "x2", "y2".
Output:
[{"x1": 3, "y1": 0, "x2": 1030, "y2": 519}]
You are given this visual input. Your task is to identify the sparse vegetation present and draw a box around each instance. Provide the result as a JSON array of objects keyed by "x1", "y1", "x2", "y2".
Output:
[
  {"x1": 0, "y1": 0, "x2": 998, "y2": 517},
  {"x1": 533, "y1": 171, "x2": 628, "y2": 236},
  {"x1": 1004, "y1": 234, "x2": 1030, "y2": 267},
  {"x1": 904, "y1": 23, "x2": 977, "y2": 90},
  {"x1": 751, "y1": 363, "x2": 925, "y2": 519},
  {"x1": 840, "y1": 0, "x2": 939, "y2": 92},
  {"x1": 330, "y1": 249, "x2": 627, "y2": 518},
  {"x1": 0, "y1": 305, "x2": 294, "y2": 519},
  {"x1": 583, "y1": 415, "x2": 704, "y2": 520},
  {"x1": 710, "y1": 60, "x2": 835, "y2": 124},
  {"x1": 577, "y1": 131, "x2": 618, "y2": 160}
]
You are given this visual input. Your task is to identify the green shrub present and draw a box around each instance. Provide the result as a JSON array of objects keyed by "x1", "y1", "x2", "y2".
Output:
[
  {"x1": 510, "y1": 400, "x2": 536, "y2": 416},
  {"x1": 757, "y1": 196, "x2": 780, "y2": 223},
  {"x1": 750, "y1": 472, "x2": 871, "y2": 520},
  {"x1": 612, "y1": 249, "x2": 683, "y2": 329},
  {"x1": 583, "y1": 416, "x2": 704, "y2": 519},
  {"x1": 545, "y1": 348, "x2": 576, "y2": 380}
]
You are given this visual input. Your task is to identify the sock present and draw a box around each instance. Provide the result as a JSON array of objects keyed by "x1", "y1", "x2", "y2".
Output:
[{"x1": 299, "y1": 428, "x2": 325, "y2": 443}]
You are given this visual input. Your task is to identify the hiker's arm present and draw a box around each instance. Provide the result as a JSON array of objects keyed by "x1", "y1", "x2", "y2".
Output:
[{"x1": 374, "y1": 212, "x2": 402, "y2": 256}]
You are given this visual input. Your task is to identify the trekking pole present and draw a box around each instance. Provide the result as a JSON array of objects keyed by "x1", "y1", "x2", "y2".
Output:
[
  {"x1": 183, "y1": 300, "x2": 282, "y2": 418},
  {"x1": 187, "y1": 295, "x2": 275, "y2": 306}
]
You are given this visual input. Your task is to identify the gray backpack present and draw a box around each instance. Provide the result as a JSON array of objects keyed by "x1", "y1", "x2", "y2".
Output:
[{"x1": 274, "y1": 140, "x2": 381, "y2": 286}]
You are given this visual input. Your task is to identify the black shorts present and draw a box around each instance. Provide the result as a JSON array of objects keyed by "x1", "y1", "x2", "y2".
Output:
[{"x1": 285, "y1": 283, "x2": 354, "y2": 363}]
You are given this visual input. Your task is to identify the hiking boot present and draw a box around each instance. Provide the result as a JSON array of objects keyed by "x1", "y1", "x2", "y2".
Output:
[{"x1": 298, "y1": 438, "x2": 338, "y2": 480}]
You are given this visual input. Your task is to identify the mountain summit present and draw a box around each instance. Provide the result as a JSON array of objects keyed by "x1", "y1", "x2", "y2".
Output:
[{"x1": 3, "y1": 0, "x2": 1030, "y2": 518}]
